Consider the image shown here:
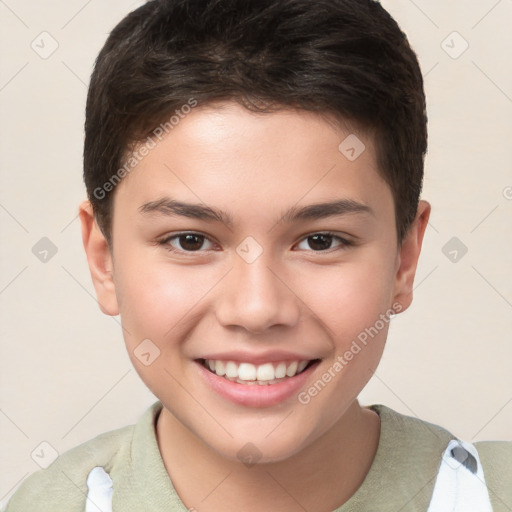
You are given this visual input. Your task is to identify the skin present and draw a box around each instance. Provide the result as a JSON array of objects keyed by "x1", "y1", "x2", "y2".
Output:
[{"x1": 80, "y1": 101, "x2": 430, "y2": 511}]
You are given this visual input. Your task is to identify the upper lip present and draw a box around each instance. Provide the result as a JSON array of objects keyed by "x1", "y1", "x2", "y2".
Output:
[{"x1": 196, "y1": 351, "x2": 320, "y2": 365}]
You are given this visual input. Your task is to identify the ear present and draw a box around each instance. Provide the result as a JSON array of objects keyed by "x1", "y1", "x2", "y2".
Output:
[
  {"x1": 78, "y1": 200, "x2": 119, "y2": 316},
  {"x1": 392, "y1": 200, "x2": 431, "y2": 312}
]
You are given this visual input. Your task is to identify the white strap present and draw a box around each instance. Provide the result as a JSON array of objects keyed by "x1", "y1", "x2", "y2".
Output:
[
  {"x1": 85, "y1": 467, "x2": 113, "y2": 512},
  {"x1": 427, "y1": 439, "x2": 493, "y2": 512}
]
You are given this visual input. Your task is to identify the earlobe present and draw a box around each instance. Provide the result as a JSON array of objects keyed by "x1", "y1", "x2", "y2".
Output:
[
  {"x1": 392, "y1": 200, "x2": 431, "y2": 312},
  {"x1": 78, "y1": 200, "x2": 119, "y2": 316}
]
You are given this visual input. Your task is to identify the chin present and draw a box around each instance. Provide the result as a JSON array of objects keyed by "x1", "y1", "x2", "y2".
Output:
[{"x1": 203, "y1": 423, "x2": 317, "y2": 466}]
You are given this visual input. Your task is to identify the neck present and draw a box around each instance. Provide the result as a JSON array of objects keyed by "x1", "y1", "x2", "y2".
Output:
[{"x1": 156, "y1": 399, "x2": 380, "y2": 512}]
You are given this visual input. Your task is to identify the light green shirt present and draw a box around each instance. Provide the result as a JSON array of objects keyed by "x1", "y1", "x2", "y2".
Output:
[{"x1": 5, "y1": 401, "x2": 511, "y2": 511}]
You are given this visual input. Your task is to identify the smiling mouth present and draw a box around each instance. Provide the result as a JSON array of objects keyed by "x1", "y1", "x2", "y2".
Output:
[{"x1": 198, "y1": 358, "x2": 320, "y2": 385}]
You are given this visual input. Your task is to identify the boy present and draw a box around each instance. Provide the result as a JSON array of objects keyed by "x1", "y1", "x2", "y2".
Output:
[{"x1": 4, "y1": 0, "x2": 510, "y2": 511}]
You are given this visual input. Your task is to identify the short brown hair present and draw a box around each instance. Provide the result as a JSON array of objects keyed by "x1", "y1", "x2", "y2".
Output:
[{"x1": 84, "y1": 0, "x2": 427, "y2": 246}]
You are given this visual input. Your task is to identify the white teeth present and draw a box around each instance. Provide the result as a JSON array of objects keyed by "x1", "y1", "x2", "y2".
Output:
[
  {"x1": 203, "y1": 359, "x2": 312, "y2": 383},
  {"x1": 238, "y1": 363, "x2": 257, "y2": 381},
  {"x1": 225, "y1": 361, "x2": 238, "y2": 378},
  {"x1": 215, "y1": 360, "x2": 226, "y2": 376},
  {"x1": 297, "y1": 361, "x2": 308, "y2": 373},
  {"x1": 275, "y1": 362, "x2": 287, "y2": 378},
  {"x1": 286, "y1": 361, "x2": 298, "y2": 377},
  {"x1": 256, "y1": 363, "x2": 275, "y2": 381}
]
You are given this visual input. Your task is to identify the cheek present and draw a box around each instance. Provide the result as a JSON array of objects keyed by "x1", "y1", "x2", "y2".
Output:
[
  {"x1": 294, "y1": 259, "x2": 395, "y2": 421},
  {"x1": 112, "y1": 255, "x2": 219, "y2": 397},
  {"x1": 303, "y1": 253, "x2": 396, "y2": 341},
  {"x1": 113, "y1": 254, "x2": 216, "y2": 348}
]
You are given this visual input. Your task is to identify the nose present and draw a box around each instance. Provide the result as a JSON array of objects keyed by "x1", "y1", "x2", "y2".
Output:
[{"x1": 215, "y1": 254, "x2": 300, "y2": 333}]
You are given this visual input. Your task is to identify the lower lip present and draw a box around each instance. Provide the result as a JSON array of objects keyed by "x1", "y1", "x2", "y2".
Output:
[{"x1": 195, "y1": 360, "x2": 320, "y2": 408}]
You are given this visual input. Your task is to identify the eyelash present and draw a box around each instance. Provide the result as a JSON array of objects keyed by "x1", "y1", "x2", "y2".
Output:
[{"x1": 157, "y1": 231, "x2": 354, "y2": 255}]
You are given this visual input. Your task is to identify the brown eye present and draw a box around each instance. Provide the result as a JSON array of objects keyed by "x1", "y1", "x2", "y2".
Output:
[
  {"x1": 307, "y1": 234, "x2": 334, "y2": 251},
  {"x1": 159, "y1": 232, "x2": 215, "y2": 253},
  {"x1": 296, "y1": 232, "x2": 353, "y2": 252},
  {"x1": 176, "y1": 234, "x2": 205, "y2": 251}
]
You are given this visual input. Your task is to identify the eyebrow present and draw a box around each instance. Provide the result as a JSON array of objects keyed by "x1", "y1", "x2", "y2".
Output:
[
  {"x1": 280, "y1": 199, "x2": 374, "y2": 224},
  {"x1": 139, "y1": 197, "x2": 374, "y2": 228},
  {"x1": 140, "y1": 198, "x2": 233, "y2": 226}
]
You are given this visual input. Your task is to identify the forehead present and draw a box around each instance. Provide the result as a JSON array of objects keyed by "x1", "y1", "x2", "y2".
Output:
[{"x1": 112, "y1": 101, "x2": 392, "y2": 228}]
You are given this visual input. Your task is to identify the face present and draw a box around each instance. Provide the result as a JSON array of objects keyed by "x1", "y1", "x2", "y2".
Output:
[{"x1": 81, "y1": 101, "x2": 429, "y2": 463}]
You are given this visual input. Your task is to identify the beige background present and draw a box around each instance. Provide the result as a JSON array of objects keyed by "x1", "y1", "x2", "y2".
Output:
[{"x1": 1, "y1": 0, "x2": 511, "y2": 506}]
